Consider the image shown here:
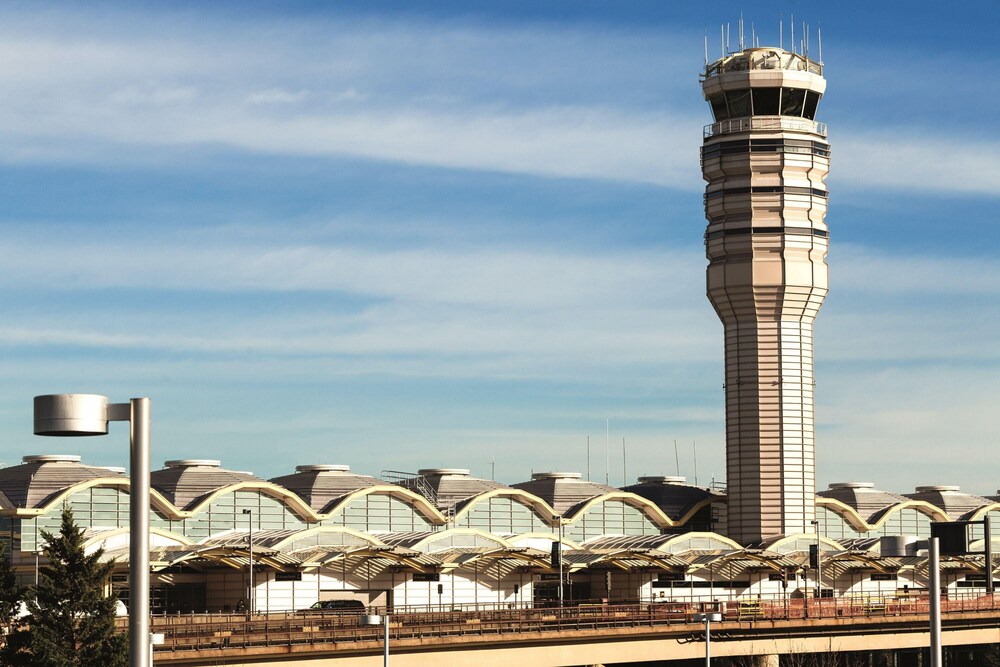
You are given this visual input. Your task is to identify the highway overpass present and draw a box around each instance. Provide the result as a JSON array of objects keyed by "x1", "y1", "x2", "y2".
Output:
[{"x1": 147, "y1": 594, "x2": 1000, "y2": 666}]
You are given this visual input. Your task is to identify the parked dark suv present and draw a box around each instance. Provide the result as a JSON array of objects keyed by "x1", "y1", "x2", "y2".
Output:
[{"x1": 301, "y1": 599, "x2": 366, "y2": 614}]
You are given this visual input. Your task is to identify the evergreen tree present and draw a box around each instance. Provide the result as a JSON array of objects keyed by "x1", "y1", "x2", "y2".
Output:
[
  {"x1": 0, "y1": 540, "x2": 26, "y2": 653},
  {"x1": 23, "y1": 507, "x2": 127, "y2": 667}
]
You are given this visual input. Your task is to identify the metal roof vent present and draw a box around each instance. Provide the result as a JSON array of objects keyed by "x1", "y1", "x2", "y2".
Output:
[
  {"x1": 531, "y1": 472, "x2": 583, "y2": 481},
  {"x1": 23, "y1": 454, "x2": 82, "y2": 464},
  {"x1": 164, "y1": 459, "x2": 221, "y2": 469},
  {"x1": 296, "y1": 464, "x2": 351, "y2": 473},
  {"x1": 418, "y1": 468, "x2": 470, "y2": 476},
  {"x1": 915, "y1": 485, "x2": 960, "y2": 493},
  {"x1": 637, "y1": 475, "x2": 687, "y2": 484},
  {"x1": 828, "y1": 482, "x2": 875, "y2": 490}
]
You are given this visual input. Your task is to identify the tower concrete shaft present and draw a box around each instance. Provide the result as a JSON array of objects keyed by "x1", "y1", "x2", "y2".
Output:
[{"x1": 700, "y1": 48, "x2": 829, "y2": 544}]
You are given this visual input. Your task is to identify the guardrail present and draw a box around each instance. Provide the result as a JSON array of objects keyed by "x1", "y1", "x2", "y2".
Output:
[
  {"x1": 704, "y1": 117, "x2": 827, "y2": 139},
  {"x1": 141, "y1": 591, "x2": 1000, "y2": 655}
]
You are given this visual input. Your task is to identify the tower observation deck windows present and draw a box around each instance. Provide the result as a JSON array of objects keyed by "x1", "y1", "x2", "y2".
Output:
[
  {"x1": 803, "y1": 92, "x2": 819, "y2": 120},
  {"x1": 706, "y1": 88, "x2": 823, "y2": 122},
  {"x1": 727, "y1": 90, "x2": 751, "y2": 118},
  {"x1": 710, "y1": 95, "x2": 730, "y2": 122},
  {"x1": 752, "y1": 88, "x2": 781, "y2": 116},
  {"x1": 780, "y1": 88, "x2": 806, "y2": 117}
]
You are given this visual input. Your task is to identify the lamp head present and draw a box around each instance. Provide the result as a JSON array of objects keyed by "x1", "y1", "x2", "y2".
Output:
[{"x1": 34, "y1": 394, "x2": 110, "y2": 437}]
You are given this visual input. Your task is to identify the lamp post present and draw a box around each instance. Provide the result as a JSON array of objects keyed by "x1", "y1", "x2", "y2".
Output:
[
  {"x1": 33, "y1": 393, "x2": 151, "y2": 667},
  {"x1": 558, "y1": 517, "x2": 564, "y2": 607},
  {"x1": 929, "y1": 537, "x2": 942, "y2": 667},
  {"x1": 693, "y1": 612, "x2": 722, "y2": 666},
  {"x1": 362, "y1": 612, "x2": 389, "y2": 666},
  {"x1": 811, "y1": 518, "x2": 822, "y2": 600},
  {"x1": 242, "y1": 508, "x2": 253, "y2": 614}
]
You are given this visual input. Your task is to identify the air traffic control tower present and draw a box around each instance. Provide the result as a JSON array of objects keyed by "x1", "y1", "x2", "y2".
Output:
[{"x1": 700, "y1": 47, "x2": 829, "y2": 544}]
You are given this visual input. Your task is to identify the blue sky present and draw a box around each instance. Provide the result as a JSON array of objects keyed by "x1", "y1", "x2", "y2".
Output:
[{"x1": 1, "y1": 1, "x2": 997, "y2": 495}]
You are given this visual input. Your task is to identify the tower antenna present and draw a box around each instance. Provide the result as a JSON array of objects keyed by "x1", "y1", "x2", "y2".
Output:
[
  {"x1": 674, "y1": 440, "x2": 680, "y2": 476},
  {"x1": 739, "y1": 14, "x2": 744, "y2": 51},
  {"x1": 622, "y1": 437, "x2": 627, "y2": 487},
  {"x1": 779, "y1": 14, "x2": 783, "y2": 50},
  {"x1": 692, "y1": 441, "x2": 698, "y2": 486},
  {"x1": 818, "y1": 25, "x2": 823, "y2": 64},
  {"x1": 605, "y1": 418, "x2": 610, "y2": 486},
  {"x1": 704, "y1": 31, "x2": 709, "y2": 65},
  {"x1": 791, "y1": 15, "x2": 795, "y2": 55},
  {"x1": 727, "y1": 22, "x2": 730, "y2": 53}
]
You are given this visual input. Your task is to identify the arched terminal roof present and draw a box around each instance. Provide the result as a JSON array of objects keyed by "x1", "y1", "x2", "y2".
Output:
[
  {"x1": 816, "y1": 482, "x2": 910, "y2": 524},
  {"x1": 511, "y1": 472, "x2": 618, "y2": 516},
  {"x1": 623, "y1": 476, "x2": 725, "y2": 523},
  {"x1": 269, "y1": 464, "x2": 382, "y2": 512},
  {"x1": 452, "y1": 488, "x2": 557, "y2": 526},
  {"x1": 0, "y1": 455, "x2": 125, "y2": 510},
  {"x1": 151, "y1": 459, "x2": 263, "y2": 510},
  {"x1": 904, "y1": 486, "x2": 994, "y2": 521},
  {"x1": 763, "y1": 533, "x2": 845, "y2": 554}
]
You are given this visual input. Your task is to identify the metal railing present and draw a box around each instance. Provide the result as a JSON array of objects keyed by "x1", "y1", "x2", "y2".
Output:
[
  {"x1": 703, "y1": 51, "x2": 823, "y2": 79},
  {"x1": 141, "y1": 591, "x2": 1000, "y2": 656},
  {"x1": 704, "y1": 116, "x2": 827, "y2": 139},
  {"x1": 381, "y1": 469, "x2": 440, "y2": 507}
]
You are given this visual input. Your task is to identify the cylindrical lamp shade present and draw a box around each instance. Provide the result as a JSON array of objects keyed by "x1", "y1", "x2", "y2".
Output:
[{"x1": 34, "y1": 394, "x2": 110, "y2": 436}]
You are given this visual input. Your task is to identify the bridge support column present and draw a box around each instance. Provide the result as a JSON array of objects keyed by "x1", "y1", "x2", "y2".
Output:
[{"x1": 750, "y1": 655, "x2": 779, "y2": 667}]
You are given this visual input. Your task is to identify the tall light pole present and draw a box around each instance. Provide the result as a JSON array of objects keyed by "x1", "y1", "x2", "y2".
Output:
[
  {"x1": 693, "y1": 612, "x2": 722, "y2": 666},
  {"x1": 558, "y1": 517, "x2": 564, "y2": 607},
  {"x1": 550, "y1": 515, "x2": 564, "y2": 607},
  {"x1": 362, "y1": 612, "x2": 389, "y2": 666},
  {"x1": 811, "y1": 519, "x2": 823, "y2": 600},
  {"x1": 242, "y1": 508, "x2": 254, "y2": 614},
  {"x1": 929, "y1": 537, "x2": 942, "y2": 667},
  {"x1": 34, "y1": 393, "x2": 151, "y2": 667}
]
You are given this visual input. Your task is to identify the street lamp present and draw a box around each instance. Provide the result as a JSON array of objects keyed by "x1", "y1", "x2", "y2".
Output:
[
  {"x1": 929, "y1": 537, "x2": 942, "y2": 667},
  {"x1": 242, "y1": 508, "x2": 254, "y2": 614},
  {"x1": 34, "y1": 393, "x2": 151, "y2": 667},
  {"x1": 556, "y1": 515, "x2": 564, "y2": 607},
  {"x1": 362, "y1": 612, "x2": 389, "y2": 666},
  {"x1": 811, "y1": 519, "x2": 823, "y2": 600},
  {"x1": 692, "y1": 612, "x2": 722, "y2": 666}
]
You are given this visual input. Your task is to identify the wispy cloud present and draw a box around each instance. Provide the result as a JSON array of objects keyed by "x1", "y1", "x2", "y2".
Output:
[
  {"x1": 2, "y1": 8, "x2": 998, "y2": 196},
  {"x1": 834, "y1": 133, "x2": 1000, "y2": 196},
  {"x1": 0, "y1": 231, "x2": 714, "y2": 370},
  {"x1": 818, "y1": 364, "x2": 1000, "y2": 493},
  {"x1": 0, "y1": 10, "x2": 703, "y2": 187},
  {"x1": 835, "y1": 245, "x2": 1000, "y2": 295}
]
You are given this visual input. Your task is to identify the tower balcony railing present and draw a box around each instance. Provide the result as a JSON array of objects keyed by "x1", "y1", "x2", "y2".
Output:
[{"x1": 704, "y1": 116, "x2": 827, "y2": 139}]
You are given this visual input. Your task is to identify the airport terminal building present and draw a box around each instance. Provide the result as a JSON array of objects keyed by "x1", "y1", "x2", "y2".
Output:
[{"x1": 1, "y1": 454, "x2": 998, "y2": 614}]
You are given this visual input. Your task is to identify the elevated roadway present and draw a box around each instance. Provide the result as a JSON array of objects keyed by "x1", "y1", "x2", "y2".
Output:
[{"x1": 148, "y1": 596, "x2": 1000, "y2": 666}]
